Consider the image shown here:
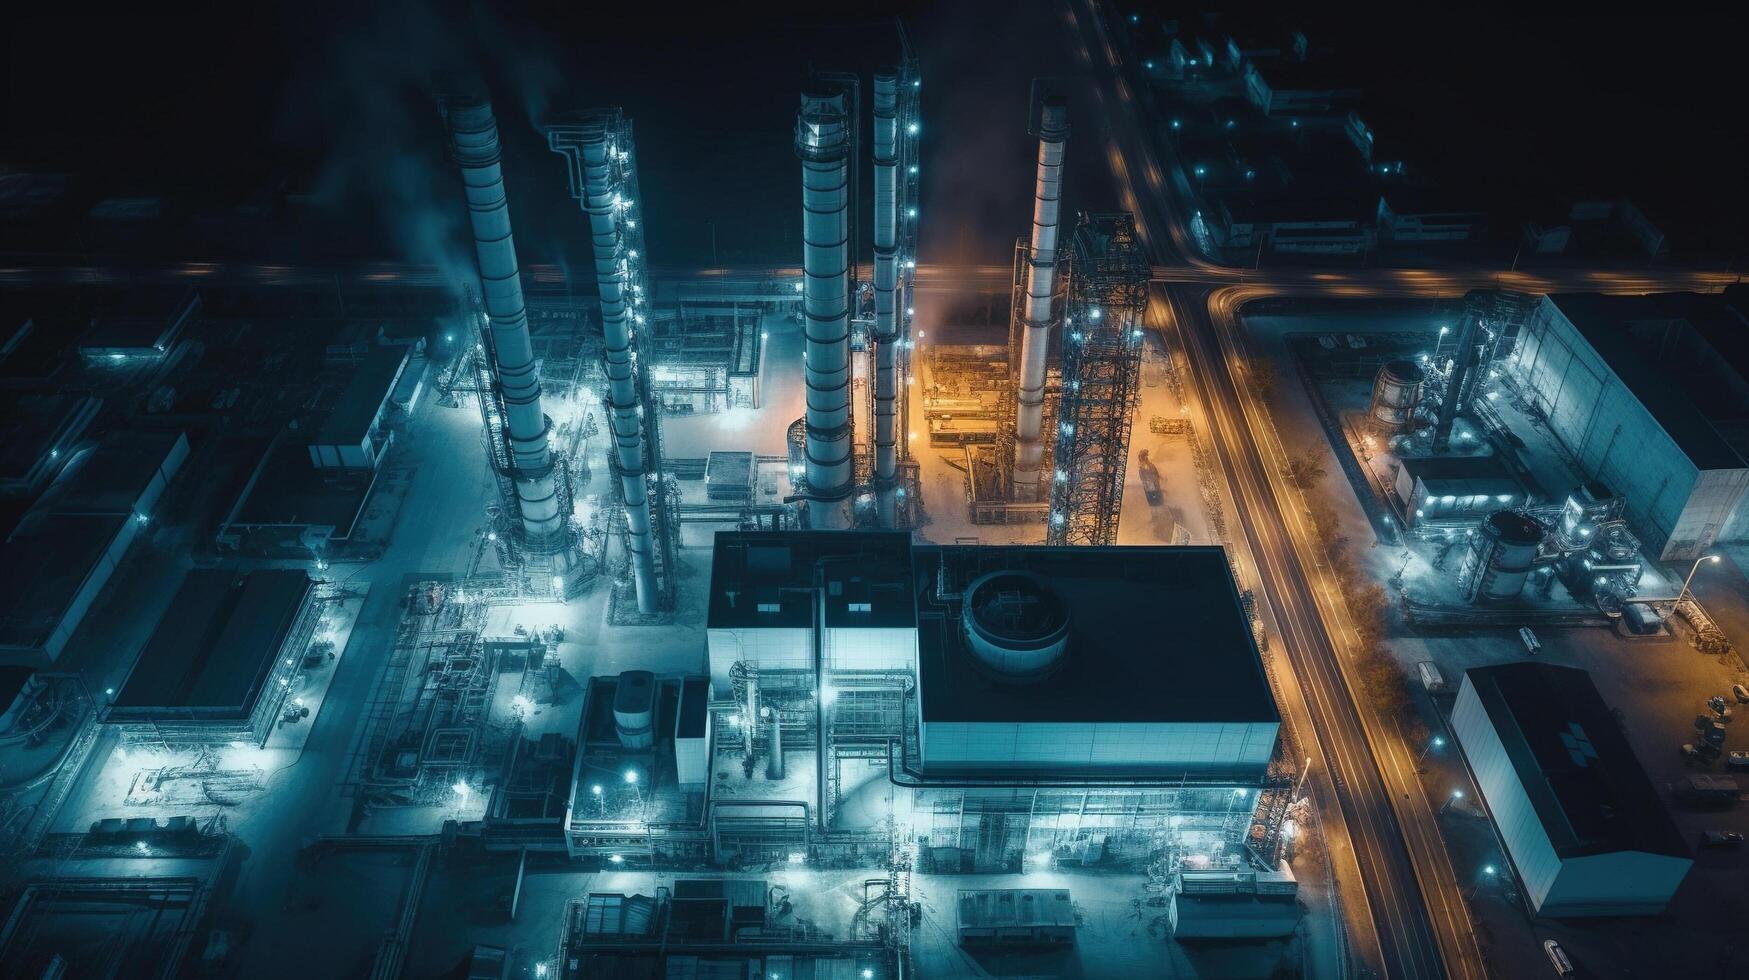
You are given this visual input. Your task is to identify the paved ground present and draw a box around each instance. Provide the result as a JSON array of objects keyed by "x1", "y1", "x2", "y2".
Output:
[{"x1": 1252, "y1": 306, "x2": 1749, "y2": 979}]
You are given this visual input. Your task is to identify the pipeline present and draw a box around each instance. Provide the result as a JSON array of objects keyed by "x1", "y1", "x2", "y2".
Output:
[
  {"x1": 795, "y1": 89, "x2": 855, "y2": 528},
  {"x1": 1011, "y1": 98, "x2": 1070, "y2": 497},
  {"x1": 441, "y1": 99, "x2": 563, "y2": 546},
  {"x1": 871, "y1": 72, "x2": 900, "y2": 527},
  {"x1": 548, "y1": 119, "x2": 660, "y2": 612}
]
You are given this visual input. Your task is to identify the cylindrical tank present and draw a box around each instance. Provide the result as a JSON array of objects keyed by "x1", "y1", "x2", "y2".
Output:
[
  {"x1": 1595, "y1": 521, "x2": 1639, "y2": 562},
  {"x1": 961, "y1": 570, "x2": 1070, "y2": 682},
  {"x1": 613, "y1": 670, "x2": 656, "y2": 749},
  {"x1": 1368, "y1": 359, "x2": 1424, "y2": 432},
  {"x1": 1460, "y1": 511, "x2": 1544, "y2": 602}
]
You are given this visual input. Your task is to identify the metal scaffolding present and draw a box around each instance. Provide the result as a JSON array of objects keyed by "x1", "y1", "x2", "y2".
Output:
[
  {"x1": 547, "y1": 110, "x2": 679, "y2": 612},
  {"x1": 1046, "y1": 213, "x2": 1148, "y2": 547}
]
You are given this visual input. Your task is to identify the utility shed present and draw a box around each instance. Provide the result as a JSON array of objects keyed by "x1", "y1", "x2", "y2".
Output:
[
  {"x1": 107, "y1": 569, "x2": 317, "y2": 745},
  {"x1": 308, "y1": 345, "x2": 409, "y2": 470},
  {"x1": 956, "y1": 888, "x2": 1076, "y2": 946},
  {"x1": 1452, "y1": 663, "x2": 1691, "y2": 917},
  {"x1": 0, "y1": 431, "x2": 188, "y2": 666},
  {"x1": 1394, "y1": 453, "x2": 1523, "y2": 525},
  {"x1": 1513, "y1": 291, "x2": 1749, "y2": 559},
  {"x1": 1170, "y1": 866, "x2": 1300, "y2": 939}
]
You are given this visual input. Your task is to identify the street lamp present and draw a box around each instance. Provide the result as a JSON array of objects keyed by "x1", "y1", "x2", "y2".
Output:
[
  {"x1": 1677, "y1": 554, "x2": 1721, "y2": 605},
  {"x1": 1416, "y1": 735, "x2": 1446, "y2": 768},
  {"x1": 1441, "y1": 788, "x2": 1464, "y2": 814}
]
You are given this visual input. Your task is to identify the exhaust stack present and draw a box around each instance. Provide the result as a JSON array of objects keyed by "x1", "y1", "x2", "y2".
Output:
[
  {"x1": 442, "y1": 99, "x2": 564, "y2": 546},
  {"x1": 548, "y1": 119, "x2": 659, "y2": 612},
  {"x1": 871, "y1": 72, "x2": 901, "y2": 527},
  {"x1": 1011, "y1": 98, "x2": 1070, "y2": 498},
  {"x1": 795, "y1": 89, "x2": 855, "y2": 529}
]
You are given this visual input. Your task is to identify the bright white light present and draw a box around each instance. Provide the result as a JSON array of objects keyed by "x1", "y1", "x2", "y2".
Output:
[
  {"x1": 624, "y1": 768, "x2": 639, "y2": 785},
  {"x1": 1451, "y1": 789, "x2": 1464, "y2": 799},
  {"x1": 794, "y1": 281, "x2": 804, "y2": 293},
  {"x1": 135, "y1": 840, "x2": 149, "y2": 853},
  {"x1": 904, "y1": 259, "x2": 916, "y2": 269},
  {"x1": 907, "y1": 122, "x2": 919, "y2": 135},
  {"x1": 906, "y1": 307, "x2": 915, "y2": 316},
  {"x1": 591, "y1": 784, "x2": 603, "y2": 796},
  {"x1": 728, "y1": 713, "x2": 742, "y2": 727},
  {"x1": 787, "y1": 852, "x2": 807, "y2": 864},
  {"x1": 1439, "y1": 326, "x2": 1449, "y2": 334},
  {"x1": 453, "y1": 780, "x2": 471, "y2": 798},
  {"x1": 609, "y1": 853, "x2": 625, "y2": 864},
  {"x1": 1484, "y1": 864, "x2": 1497, "y2": 875},
  {"x1": 761, "y1": 331, "x2": 769, "y2": 340},
  {"x1": 551, "y1": 575, "x2": 565, "y2": 591},
  {"x1": 537, "y1": 965, "x2": 548, "y2": 978},
  {"x1": 907, "y1": 207, "x2": 917, "y2": 218},
  {"x1": 1090, "y1": 307, "x2": 1102, "y2": 320}
]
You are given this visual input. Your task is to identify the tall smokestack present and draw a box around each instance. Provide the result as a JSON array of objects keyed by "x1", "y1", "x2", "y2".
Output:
[
  {"x1": 443, "y1": 99, "x2": 564, "y2": 546},
  {"x1": 767, "y1": 707, "x2": 785, "y2": 780},
  {"x1": 1011, "y1": 98, "x2": 1069, "y2": 498},
  {"x1": 871, "y1": 72, "x2": 900, "y2": 527},
  {"x1": 548, "y1": 118, "x2": 659, "y2": 612},
  {"x1": 795, "y1": 89, "x2": 855, "y2": 529}
]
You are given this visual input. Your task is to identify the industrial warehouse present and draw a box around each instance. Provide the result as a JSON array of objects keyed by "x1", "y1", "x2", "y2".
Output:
[{"x1": 1, "y1": 5, "x2": 1746, "y2": 980}]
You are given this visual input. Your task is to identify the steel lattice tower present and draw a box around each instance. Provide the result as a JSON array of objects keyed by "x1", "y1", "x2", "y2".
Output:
[{"x1": 1046, "y1": 213, "x2": 1148, "y2": 546}]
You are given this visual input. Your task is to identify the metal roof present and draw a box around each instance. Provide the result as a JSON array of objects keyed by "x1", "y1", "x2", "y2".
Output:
[
  {"x1": 916, "y1": 545, "x2": 1279, "y2": 725},
  {"x1": 1464, "y1": 662, "x2": 1687, "y2": 860}
]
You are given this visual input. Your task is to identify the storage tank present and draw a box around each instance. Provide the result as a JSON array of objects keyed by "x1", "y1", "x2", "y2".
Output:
[
  {"x1": 961, "y1": 571, "x2": 1070, "y2": 683},
  {"x1": 1458, "y1": 511, "x2": 1544, "y2": 602},
  {"x1": 1368, "y1": 359, "x2": 1424, "y2": 433},
  {"x1": 613, "y1": 670, "x2": 656, "y2": 749}
]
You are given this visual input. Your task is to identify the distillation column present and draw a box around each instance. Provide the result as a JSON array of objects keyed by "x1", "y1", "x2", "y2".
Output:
[
  {"x1": 795, "y1": 90, "x2": 855, "y2": 529},
  {"x1": 1010, "y1": 98, "x2": 1070, "y2": 498},
  {"x1": 443, "y1": 99, "x2": 564, "y2": 547},
  {"x1": 548, "y1": 121, "x2": 659, "y2": 612},
  {"x1": 871, "y1": 72, "x2": 900, "y2": 527}
]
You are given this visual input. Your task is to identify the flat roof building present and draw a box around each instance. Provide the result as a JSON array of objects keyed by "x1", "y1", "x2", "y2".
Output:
[
  {"x1": 308, "y1": 345, "x2": 412, "y2": 470},
  {"x1": 915, "y1": 544, "x2": 1279, "y2": 778},
  {"x1": 1452, "y1": 663, "x2": 1691, "y2": 917},
  {"x1": 1512, "y1": 291, "x2": 1749, "y2": 559},
  {"x1": 107, "y1": 568, "x2": 318, "y2": 746},
  {"x1": 0, "y1": 430, "x2": 188, "y2": 666}
]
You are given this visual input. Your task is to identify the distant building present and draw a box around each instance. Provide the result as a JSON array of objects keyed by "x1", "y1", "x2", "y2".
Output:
[
  {"x1": 1241, "y1": 61, "x2": 1361, "y2": 117},
  {"x1": 1512, "y1": 291, "x2": 1749, "y2": 559},
  {"x1": 1377, "y1": 191, "x2": 1487, "y2": 244},
  {"x1": 1210, "y1": 193, "x2": 1381, "y2": 256},
  {"x1": 1452, "y1": 663, "x2": 1691, "y2": 917},
  {"x1": 0, "y1": 430, "x2": 188, "y2": 666}
]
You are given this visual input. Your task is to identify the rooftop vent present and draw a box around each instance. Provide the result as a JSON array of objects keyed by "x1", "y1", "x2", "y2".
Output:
[{"x1": 961, "y1": 570, "x2": 1070, "y2": 683}]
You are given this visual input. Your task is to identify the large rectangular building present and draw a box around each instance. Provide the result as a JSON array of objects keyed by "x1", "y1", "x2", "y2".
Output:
[
  {"x1": 1512, "y1": 291, "x2": 1749, "y2": 559},
  {"x1": 1451, "y1": 663, "x2": 1690, "y2": 917},
  {"x1": 106, "y1": 568, "x2": 318, "y2": 746}
]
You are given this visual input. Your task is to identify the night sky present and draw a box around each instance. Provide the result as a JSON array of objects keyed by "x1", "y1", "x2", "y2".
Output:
[{"x1": 5, "y1": 6, "x2": 1745, "y2": 269}]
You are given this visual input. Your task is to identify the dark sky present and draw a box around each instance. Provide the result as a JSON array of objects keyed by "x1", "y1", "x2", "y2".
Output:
[{"x1": 3, "y1": 5, "x2": 1744, "y2": 269}]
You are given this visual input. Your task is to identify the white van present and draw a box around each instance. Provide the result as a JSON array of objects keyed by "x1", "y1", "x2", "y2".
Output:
[{"x1": 1543, "y1": 939, "x2": 1574, "y2": 977}]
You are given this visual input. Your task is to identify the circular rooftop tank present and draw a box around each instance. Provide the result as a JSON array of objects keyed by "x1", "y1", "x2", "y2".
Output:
[
  {"x1": 1484, "y1": 509, "x2": 1544, "y2": 546},
  {"x1": 961, "y1": 571, "x2": 1071, "y2": 683}
]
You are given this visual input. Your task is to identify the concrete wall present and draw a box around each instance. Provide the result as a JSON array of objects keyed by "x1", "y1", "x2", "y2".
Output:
[
  {"x1": 823, "y1": 627, "x2": 914, "y2": 674},
  {"x1": 1453, "y1": 674, "x2": 1691, "y2": 918},
  {"x1": 1513, "y1": 296, "x2": 1731, "y2": 559},
  {"x1": 1538, "y1": 850, "x2": 1692, "y2": 918},
  {"x1": 1453, "y1": 676, "x2": 1564, "y2": 911},
  {"x1": 919, "y1": 719, "x2": 1278, "y2": 775}
]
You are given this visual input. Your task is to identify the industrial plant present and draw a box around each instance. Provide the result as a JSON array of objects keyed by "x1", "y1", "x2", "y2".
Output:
[{"x1": 0, "y1": 4, "x2": 1744, "y2": 980}]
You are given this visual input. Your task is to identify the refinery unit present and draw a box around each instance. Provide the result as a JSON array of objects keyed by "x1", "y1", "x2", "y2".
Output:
[
  {"x1": 542, "y1": 532, "x2": 1290, "y2": 880},
  {"x1": 6, "y1": 6, "x2": 1747, "y2": 980}
]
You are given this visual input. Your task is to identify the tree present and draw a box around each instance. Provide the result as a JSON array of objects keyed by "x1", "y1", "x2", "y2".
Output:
[{"x1": 1285, "y1": 448, "x2": 1326, "y2": 490}]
